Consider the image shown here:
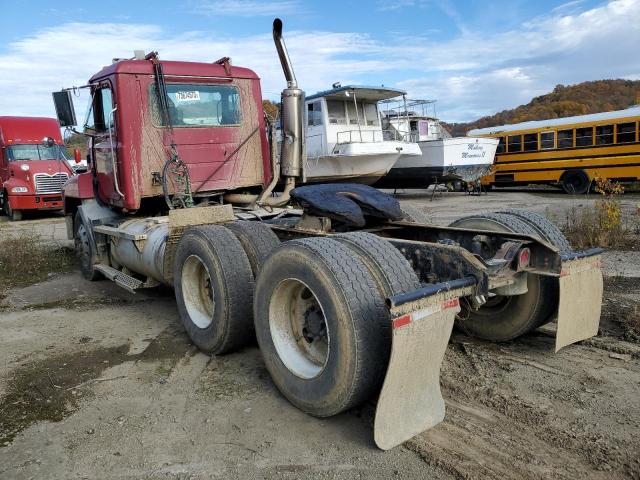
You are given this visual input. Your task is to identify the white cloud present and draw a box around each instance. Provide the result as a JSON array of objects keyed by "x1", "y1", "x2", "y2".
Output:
[
  {"x1": 194, "y1": 0, "x2": 303, "y2": 16},
  {"x1": 0, "y1": 0, "x2": 638, "y2": 123}
]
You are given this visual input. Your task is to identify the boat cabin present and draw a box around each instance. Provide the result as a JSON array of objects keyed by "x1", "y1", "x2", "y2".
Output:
[
  {"x1": 304, "y1": 85, "x2": 406, "y2": 157},
  {"x1": 382, "y1": 99, "x2": 450, "y2": 143}
]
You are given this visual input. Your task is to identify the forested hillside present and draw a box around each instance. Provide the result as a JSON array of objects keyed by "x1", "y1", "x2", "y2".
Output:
[{"x1": 445, "y1": 79, "x2": 640, "y2": 136}]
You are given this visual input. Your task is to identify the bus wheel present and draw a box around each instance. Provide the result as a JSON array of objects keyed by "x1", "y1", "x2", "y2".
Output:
[{"x1": 560, "y1": 170, "x2": 590, "y2": 195}]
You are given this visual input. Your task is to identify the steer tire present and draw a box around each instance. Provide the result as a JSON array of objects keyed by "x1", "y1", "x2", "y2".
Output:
[
  {"x1": 74, "y1": 213, "x2": 102, "y2": 281},
  {"x1": 497, "y1": 209, "x2": 572, "y2": 254},
  {"x1": 334, "y1": 232, "x2": 420, "y2": 298},
  {"x1": 3, "y1": 197, "x2": 22, "y2": 221},
  {"x1": 174, "y1": 225, "x2": 254, "y2": 354},
  {"x1": 225, "y1": 221, "x2": 281, "y2": 277},
  {"x1": 448, "y1": 213, "x2": 557, "y2": 341},
  {"x1": 253, "y1": 237, "x2": 388, "y2": 417}
]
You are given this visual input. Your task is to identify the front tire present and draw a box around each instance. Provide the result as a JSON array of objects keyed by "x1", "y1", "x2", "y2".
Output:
[
  {"x1": 74, "y1": 213, "x2": 102, "y2": 281},
  {"x1": 174, "y1": 225, "x2": 254, "y2": 354},
  {"x1": 253, "y1": 237, "x2": 388, "y2": 417},
  {"x1": 3, "y1": 197, "x2": 22, "y2": 221}
]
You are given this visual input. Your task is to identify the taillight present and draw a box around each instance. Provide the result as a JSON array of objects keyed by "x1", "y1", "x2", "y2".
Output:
[{"x1": 517, "y1": 248, "x2": 531, "y2": 269}]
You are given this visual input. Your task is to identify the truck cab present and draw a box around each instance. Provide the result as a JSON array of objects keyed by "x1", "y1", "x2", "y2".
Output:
[
  {"x1": 58, "y1": 56, "x2": 271, "y2": 216},
  {"x1": 0, "y1": 116, "x2": 73, "y2": 221}
]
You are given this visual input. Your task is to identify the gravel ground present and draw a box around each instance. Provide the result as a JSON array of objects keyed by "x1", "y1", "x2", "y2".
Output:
[{"x1": 0, "y1": 188, "x2": 638, "y2": 479}]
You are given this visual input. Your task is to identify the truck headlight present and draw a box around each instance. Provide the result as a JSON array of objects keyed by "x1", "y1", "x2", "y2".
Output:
[
  {"x1": 11, "y1": 186, "x2": 28, "y2": 193},
  {"x1": 20, "y1": 164, "x2": 30, "y2": 171}
]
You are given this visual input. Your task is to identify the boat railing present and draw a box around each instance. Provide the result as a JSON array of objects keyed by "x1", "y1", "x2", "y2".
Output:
[{"x1": 336, "y1": 129, "x2": 418, "y2": 144}]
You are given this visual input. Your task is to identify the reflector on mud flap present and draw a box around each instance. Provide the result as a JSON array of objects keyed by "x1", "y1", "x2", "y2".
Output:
[
  {"x1": 374, "y1": 284, "x2": 473, "y2": 450},
  {"x1": 556, "y1": 255, "x2": 603, "y2": 352}
]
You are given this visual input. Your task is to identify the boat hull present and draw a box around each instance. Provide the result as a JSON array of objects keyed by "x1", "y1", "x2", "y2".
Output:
[
  {"x1": 375, "y1": 137, "x2": 498, "y2": 188},
  {"x1": 305, "y1": 141, "x2": 420, "y2": 185}
]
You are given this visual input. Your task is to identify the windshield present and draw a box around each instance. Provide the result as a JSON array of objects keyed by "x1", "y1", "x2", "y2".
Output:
[
  {"x1": 6, "y1": 144, "x2": 68, "y2": 162},
  {"x1": 150, "y1": 84, "x2": 242, "y2": 127}
]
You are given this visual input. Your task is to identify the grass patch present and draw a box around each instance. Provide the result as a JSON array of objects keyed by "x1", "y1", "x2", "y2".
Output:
[
  {"x1": 0, "y1": 232, "x2": 75, "y2": 294},
  {"x1": 562, "y1": 178, "x2": 639, "y2": 249}
]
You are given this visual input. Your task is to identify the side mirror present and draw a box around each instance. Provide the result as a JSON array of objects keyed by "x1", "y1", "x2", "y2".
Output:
[
  {"x1": 52, "y1": 90, "x2": 77, "y2": 127},
  {"x1": 74, "y1": 148, "x2": 82, "y2": 164}
]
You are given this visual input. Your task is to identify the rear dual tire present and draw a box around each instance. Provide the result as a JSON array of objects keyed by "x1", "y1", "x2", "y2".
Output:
[
  {"x1": 449, "y1": 212, "x2": 561, "y2": 341},
  {"x1": 253, "y1": 235, "x2": 417, "y2": 416}
]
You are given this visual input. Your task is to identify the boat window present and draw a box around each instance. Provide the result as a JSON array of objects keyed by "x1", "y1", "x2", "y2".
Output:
[
  {"x1": 307, "y1": 101, "x2": 323, "y2": 127},
  {"x1": 595, "y1": 125, "x2": 613, "y2": 145},
  {"x1": 326, "y1": 100, "x2": 346, "y2": 125},
  {"x1": 507, "y1": 135, "x2": 522, "y2": 152},
  {"x1": 558, "y1": 129, "x2": 573, "y2": 148},
  {"x1": 345, "y1": 101, "x2": 358, "y2": 125},
  {"x1": 540, "y1": 131, "x2": 555, "y2": 150},
  {"x1": 363, "y1": 103, "x2": 379, "y2": 126},
  {"x1": 575, "y1": 127, "x2": 593, "y2": 147},
  {"x1": 523, "y1": 133, "x2": 538, "y2": 151},
  {"x1": 496, "y1": 137, "x2": 505, "y2": 153},
  {"x1": 616, "y1": 122, "x2": 636, "y2": 143},
  {"x1": 150, "y1": 84, "x2": 241, "y2": 127}
]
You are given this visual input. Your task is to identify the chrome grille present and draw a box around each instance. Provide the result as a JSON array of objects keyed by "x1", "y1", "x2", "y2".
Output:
[{"x1": 34, "y1": 173, "x2": 69, "y2": 194}]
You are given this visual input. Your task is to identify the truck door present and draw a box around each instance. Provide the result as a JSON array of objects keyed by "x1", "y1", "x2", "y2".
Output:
[{"x1": 86, "y1": 85, "x2": 121, "y2": 205}]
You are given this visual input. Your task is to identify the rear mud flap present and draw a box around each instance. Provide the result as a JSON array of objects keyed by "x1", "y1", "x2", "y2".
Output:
[
  {"x1": 374, "y1": 281, "x2": 475, "y2": 450},
  {"x1": 555, "y1": 255, "x2": 603, "y2": 351}
]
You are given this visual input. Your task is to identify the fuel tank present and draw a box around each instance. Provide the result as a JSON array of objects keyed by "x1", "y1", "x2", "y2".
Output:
[{"x1": 109, "y1": 218, "x2": 169, "y2": 284}]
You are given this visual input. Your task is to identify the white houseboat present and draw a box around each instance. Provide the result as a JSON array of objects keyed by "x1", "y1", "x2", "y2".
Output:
[
  {"x1": 375, "y1": 99, "x2": 498, "y2": 188},
  {"x1": 300, "y1": 85, "x2": 421, "y2": 184}
]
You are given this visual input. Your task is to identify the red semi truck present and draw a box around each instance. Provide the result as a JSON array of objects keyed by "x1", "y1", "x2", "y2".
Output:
[
  {"x1": 50, "y1": 20, "x2": 604, "y2": 449},
  {"x1": 0, "y1": 116, "x2": 74, "y2": 220}
]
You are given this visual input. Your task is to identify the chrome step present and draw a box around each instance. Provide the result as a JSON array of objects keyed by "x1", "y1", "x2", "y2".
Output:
[{"x1": 94, "y1": 264, "x2": 144, "y2": 293}]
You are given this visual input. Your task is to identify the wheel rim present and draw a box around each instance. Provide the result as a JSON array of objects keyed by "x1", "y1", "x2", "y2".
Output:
[
  {"x1": 269, "y1": 278, "x2": 330, "y2": 379},
  {"x1": 181, "y1": 254, "x2": 215, "y2": 329}
]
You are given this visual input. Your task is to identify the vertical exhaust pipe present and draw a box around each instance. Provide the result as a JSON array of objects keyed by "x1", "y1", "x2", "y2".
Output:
[{"x1": 273, "y1": 18, "x2": 305, "y2": 180}]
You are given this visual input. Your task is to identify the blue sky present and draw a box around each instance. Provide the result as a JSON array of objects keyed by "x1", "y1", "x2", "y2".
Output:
[{"x1": 0, "y1": 0, "x2": 638, "y2": 122}]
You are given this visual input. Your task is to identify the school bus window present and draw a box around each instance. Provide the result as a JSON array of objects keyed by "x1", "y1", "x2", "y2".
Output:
[
  {"x1": 496, "y1": 136, "x2": 505, "y2": 153},
  {"x1": 595, "y1": 125, "x2": 613, "y2": 145},
  {"x1": 540, "y1": 131, "x2": 555, "y2": 150},
  {"x1": 558, "y1": 129, "x2": 573, "y2": 148},
  {"x1": 507, "y1": 134, "x2": 522, "y2": 152},
  {"x1": 616, "y1": 122, "x2": 636, "y2": 143},
  {"x1": 523, "y1": 133, "x2": 537, "y2": 151},
  {"x1": 575, "y1": 127, "x2": 593, "y2": 147}
]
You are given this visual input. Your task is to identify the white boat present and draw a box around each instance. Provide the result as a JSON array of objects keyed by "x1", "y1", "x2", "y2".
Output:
[
  {"x1": 375, "y1": 100, "x2": 498, "y2": 188},
  {"x1": 300, "y1": 85, "x2": 421, "y2": 184}
]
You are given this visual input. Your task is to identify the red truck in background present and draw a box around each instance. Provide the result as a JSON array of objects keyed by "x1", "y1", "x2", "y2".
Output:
[{"x1": 0, "y1": 116, "x2": 74, "y2": 220}]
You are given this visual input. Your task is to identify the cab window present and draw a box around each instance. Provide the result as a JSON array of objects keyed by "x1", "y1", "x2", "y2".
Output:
[
  {"x1": 85, "y1": 87, "x2": 113, "y2": 133},
  {"x1": 150, "y1": 84, "x2": 241, "y2": 127}
]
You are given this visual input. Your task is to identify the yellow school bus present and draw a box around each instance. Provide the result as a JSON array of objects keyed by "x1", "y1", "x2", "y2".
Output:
[{"x1": 469, "y1": 106, "x2": 640, "y2": 193}]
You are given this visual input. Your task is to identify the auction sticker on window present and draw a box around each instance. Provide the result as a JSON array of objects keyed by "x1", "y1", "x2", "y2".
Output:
[{"x1": 175, "y1": 91, "x2": 200, "y2": 102}]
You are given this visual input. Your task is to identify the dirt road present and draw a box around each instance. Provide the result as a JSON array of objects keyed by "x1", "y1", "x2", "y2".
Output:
[{"x1": 0, "y1": 189, "x2": 638, "y2": 479}]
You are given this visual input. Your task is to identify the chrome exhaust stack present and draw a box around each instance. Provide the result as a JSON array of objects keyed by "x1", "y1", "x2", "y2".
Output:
[{"x1": 273, "y1": 18, "x2": 305, "y2": 181}]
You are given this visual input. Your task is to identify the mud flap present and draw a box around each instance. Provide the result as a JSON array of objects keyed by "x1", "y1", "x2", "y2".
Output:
[
  {"x1": 555, "y1": 254, "x2": 603, "y2": 352},
  {"x1": 374, "y1": 280, "x2": 475, "y2": 450}
]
